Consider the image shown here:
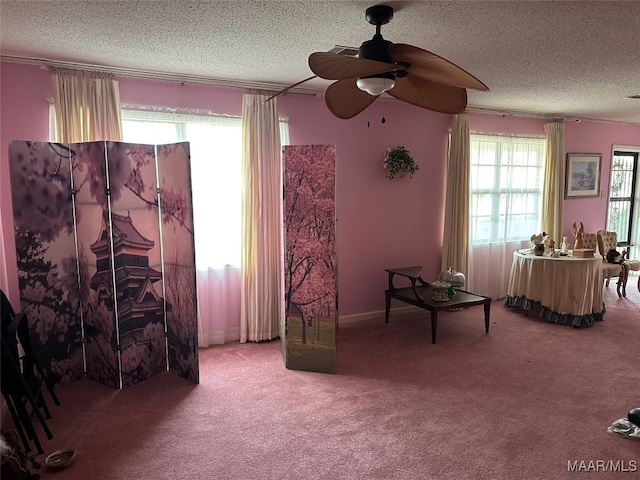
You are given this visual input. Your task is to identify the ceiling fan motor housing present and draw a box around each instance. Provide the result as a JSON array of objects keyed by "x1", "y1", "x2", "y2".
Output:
[
  {"x1": 358, "y1": 35, "x2": 401, "y2": 83},
  {"x1": 358, "y1": 35, "x2": 394, "y2": 64},
  {"x1": 358, "y1": 5, "x2": 396, "y2": 82}
]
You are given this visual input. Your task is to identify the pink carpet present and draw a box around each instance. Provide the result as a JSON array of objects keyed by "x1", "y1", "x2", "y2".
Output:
[{"x1": 6, "y1": 277, "x2": 640, "y2": 479}]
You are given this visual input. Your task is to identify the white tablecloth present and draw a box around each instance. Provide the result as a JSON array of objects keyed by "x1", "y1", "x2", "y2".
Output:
[{"x1": 504, "y1": 249, "x2": 604, "y2": 327}]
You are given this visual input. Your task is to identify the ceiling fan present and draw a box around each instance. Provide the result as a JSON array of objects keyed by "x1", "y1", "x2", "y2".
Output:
[{"x1": 272, "y1": 5, "x2": 489, "y2": 119}]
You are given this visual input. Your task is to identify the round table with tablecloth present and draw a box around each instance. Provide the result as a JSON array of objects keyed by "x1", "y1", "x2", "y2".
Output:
[{"x1": 503, "y1": 249, "x2": 604, "y2": 327}]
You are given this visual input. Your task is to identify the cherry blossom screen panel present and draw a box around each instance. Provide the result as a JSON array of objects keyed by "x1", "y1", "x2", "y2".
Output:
[
  {"x1": 155, "y1": 143, "x2": 199, "y2": 383},
  {"x1": 8, "y1": 140, "x2": 199, "y2": 389},
  {"x1": 105, "y1": 142, "x2": 169, "y2": 388},
  {"x1": 71, "y1": 141, "x2": 120, "y2": 388},
  {"x1": 283, "y1": 144, "x2": 337, "y2": 374},
  {"x1": 8, "y1": 141, "x2": 85, "y2": 385}
]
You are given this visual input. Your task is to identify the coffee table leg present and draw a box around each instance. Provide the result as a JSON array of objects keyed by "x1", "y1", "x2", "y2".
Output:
[
  {"x1": 385, "y1": 292, "x2": 391, "y2": 323},
  {"x1": 430, "y1": 311, "x2": 437, "y2": 344},
  {"x1": 484, "y1": 301, "x2": 490, "y2": 333}
]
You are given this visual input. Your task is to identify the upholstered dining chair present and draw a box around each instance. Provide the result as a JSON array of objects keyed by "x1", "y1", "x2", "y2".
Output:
[
  {"x1": 596, "y1": 230, "x2": 640, "y2": 296},
  {"x1": 583, "y1": 232, "x2": 626, "y2": 297}
]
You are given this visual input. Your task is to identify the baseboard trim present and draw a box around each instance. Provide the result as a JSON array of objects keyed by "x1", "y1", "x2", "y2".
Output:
[{"x1": 338, "y1": 305, "x2": 423, "y2": 325}]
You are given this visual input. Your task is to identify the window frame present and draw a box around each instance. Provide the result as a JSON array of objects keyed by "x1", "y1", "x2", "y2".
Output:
[
  {"x1": 469, "y1": 133, "x2": 546, "y2": 247},
  {"x1": 606, "y1": 148, "x2": 639, "y2": 247},
  {"x1": 118, "y1": 107, "x2": 290, "y2": 269}
]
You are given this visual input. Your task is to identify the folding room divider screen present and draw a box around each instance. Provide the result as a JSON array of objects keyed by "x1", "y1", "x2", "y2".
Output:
[
  {"x1": 8, "y1": 140, "x2": 198, "y2": 389},
  {"x1": 282, "y1": 144, "x2": 337, "y2": 374}
]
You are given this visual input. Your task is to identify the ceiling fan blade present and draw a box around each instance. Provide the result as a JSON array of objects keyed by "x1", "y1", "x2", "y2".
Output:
[
  {"x1": 324, "y1": 79, "x2": 379, "y2": 119},
  {"x1": 388, "y1": 75, "x2": 468, "y2": 114},
  {"x1": 389, "y1": 43, "x2": 489, "y2": 91},
  {"x1": 309, "y1": 52, "x2": 398, "y2": 80},
  {"x1": 264, "y1": 75, "x2": 317, "y2": 103}
]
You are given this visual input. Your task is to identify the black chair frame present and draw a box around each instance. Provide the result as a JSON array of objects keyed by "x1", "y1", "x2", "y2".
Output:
[{"x1": 1, "y1": 290, "x2": 59, "y2": 454}]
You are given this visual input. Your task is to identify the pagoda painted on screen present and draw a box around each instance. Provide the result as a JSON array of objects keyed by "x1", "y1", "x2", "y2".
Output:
[{"x1": 90, "y1": 210, "x2": 169, "y2": 349}]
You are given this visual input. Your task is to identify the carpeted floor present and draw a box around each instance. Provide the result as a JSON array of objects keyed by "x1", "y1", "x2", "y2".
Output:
[{"x1": 5, "y1": 277, "x2": 640, "y2": 479}]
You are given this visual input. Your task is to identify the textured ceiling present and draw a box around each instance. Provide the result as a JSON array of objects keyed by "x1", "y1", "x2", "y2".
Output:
[{"x1": 1, "y1": 0, "x2": 640, "y2": 124}]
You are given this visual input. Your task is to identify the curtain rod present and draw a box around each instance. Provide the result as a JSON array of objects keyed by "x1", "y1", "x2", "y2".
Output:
[
  {"x1": 45, "y1": 64, "x2": 115, "y2": 80},
  {"x1": 469, "y1": 131, "x2": 546, "y2": 139},
  {"x1": 1, "y1": 55, "x2": 322, "y2": 96},
  {"x1": 121, "y1": 103, "x2": 241, "y2": 119}
]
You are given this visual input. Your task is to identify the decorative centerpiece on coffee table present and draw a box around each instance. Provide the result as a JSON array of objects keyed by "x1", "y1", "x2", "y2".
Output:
[
  {"x1": 437, "y1": 267, "x2": 466, "y2": 296},
  {"x1": 431, "y1": 281, "x2": 451, "y2": 301}
]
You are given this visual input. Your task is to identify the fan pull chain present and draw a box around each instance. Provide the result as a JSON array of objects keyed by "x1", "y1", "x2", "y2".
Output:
[{"x1": 381, "y1": 116, "x2": 386, "y2": 123}]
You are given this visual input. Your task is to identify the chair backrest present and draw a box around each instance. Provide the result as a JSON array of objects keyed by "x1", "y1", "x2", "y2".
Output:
[
  {"x1": 1, "y1": 302, "x2": 42, "y2": 393},
  {"x1": 0, "y1": 290, "x2": 34, "y2": 381},
  {"x1": 1, "y1": 289, "x2": 16, "y2": 341},
  {"x1": 1, "y1": 288, "x2": 15, "y2": 316},
  {"x1": 597, "y1": 230, "x2": 618, "y2": 260},
  {"x1": 583, "y1": 233, "x2": 597, "y2": 251},
  {"x1": 0, "y1": 291, "x2": 22, "y2": 392}
]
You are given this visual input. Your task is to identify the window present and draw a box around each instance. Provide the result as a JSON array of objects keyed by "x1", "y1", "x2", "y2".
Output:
[
  {"x1": 606, "y1": 150, "x2": 638, "y2": 245},
  {"x1": 121, "y1": 109, "x2": 289, "y2": 269},
  {"x1": 470, "y1": 134, "x2": 545, "y2": 246}
]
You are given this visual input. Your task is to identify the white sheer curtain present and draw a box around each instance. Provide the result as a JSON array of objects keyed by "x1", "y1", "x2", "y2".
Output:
[
  {"x1": 469, "y1": 134, "x2": 546, "y2": 298},
  {"x1": 184, "y1": 115, "x2": 244, "y2": 347},
  {"x1": 52, "y1": 72, "x2": 122, "y2": 142},
  {"x1": 196, "y1": 267, "x2": 241, "y2": 345},
  {"x1": 541, "y1": 121, "x2": 565, "y2": 241},
  {"x1": 441, "y1": 114, "x2": 471, "y2": 287},
  {"x1": 240, "y1": 94, "x2": 283, "y2": 342}
]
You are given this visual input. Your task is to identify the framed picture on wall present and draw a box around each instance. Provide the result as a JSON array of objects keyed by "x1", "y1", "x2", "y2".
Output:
[{"x1": 565, "y1": 153, "x2": 602, "y2": 198}]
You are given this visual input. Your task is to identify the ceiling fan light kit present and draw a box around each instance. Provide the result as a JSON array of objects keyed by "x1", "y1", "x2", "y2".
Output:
[
  {"x1": 303, "y1": 4, "x2": 489, "y2": 119},
  {"x1": 356, "y1": 75, "x2": 395, "y2": 96}
]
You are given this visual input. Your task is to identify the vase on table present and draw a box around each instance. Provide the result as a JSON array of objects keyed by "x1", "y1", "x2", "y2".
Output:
[{"x1": 560, "y1": 236, "x2": 568, "y2": 254}]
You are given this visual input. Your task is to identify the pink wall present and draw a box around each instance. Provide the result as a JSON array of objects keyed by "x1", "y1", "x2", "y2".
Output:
[
  {"x1": 279, "y1": 93, "x2": 451, "y2": 315},
  {"x1": 118, "y1": 76, "x2": 244, "y2": 115},
  {"x1": 1, "y1": 64, "x2": 52, "y2": 307},
  {"x1": 2, "y1": 61, "x2": 639, "y2": 316}
]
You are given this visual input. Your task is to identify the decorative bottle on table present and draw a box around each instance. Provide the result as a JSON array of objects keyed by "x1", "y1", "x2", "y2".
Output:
[{"x1": 560, "y1": 236, "x2": 568, "y2": 254}]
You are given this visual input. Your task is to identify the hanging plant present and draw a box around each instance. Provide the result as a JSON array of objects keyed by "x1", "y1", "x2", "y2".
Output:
[{"x1": 383, "y1": 146, "x2": 419, "y2": 180}]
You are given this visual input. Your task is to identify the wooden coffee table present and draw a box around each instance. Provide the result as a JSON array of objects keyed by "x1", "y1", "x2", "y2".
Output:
[{"x1": 384, "y1": 266, "x2": 491, "y2": 344}]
